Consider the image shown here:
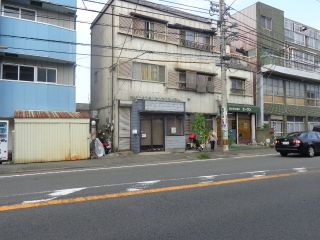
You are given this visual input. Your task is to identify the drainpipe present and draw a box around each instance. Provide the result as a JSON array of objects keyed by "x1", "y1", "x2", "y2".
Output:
[{"x1": 111, "y1": 5, "x2": 115, "y2": 151}]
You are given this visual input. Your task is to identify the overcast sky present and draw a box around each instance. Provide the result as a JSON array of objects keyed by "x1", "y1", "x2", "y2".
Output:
[{"x1": 75, "y1": 0, "x2": 320, "y2": 103}]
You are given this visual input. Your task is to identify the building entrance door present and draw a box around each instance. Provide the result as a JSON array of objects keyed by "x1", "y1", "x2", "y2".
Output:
[
  {"x1": 140, "y1": 115, "x2": 164, "y2": 151},
  {"x1": 238, "y1": 114, "x2": 251, "y2": 144}
]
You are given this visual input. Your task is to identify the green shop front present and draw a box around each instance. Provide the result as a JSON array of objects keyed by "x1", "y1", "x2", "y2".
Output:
[{"x1": 217, "y1": 104, "x2": 259, "y2": 144}]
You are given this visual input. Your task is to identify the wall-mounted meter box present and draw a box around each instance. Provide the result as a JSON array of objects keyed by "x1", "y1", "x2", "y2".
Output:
[{"x1": 0, "y1": 120, "x2": 9, "y2": 161}]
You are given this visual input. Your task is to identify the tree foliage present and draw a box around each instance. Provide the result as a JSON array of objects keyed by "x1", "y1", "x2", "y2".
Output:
[{"x1": 192, "y1": 113, "x2": 210, "y2": 144}]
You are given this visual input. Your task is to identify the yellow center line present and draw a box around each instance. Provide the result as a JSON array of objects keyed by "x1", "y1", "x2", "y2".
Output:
[{"x1": 0, "y1": 172, "x2": 298, "y2": 212}]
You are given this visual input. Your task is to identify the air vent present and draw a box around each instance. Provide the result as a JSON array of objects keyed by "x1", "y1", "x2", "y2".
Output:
[{"x1": 30, "y1": 1, "x2": 43, "y2": 7}]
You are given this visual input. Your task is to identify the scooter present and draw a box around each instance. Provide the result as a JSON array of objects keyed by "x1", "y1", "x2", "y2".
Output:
[
  {"x1": 97, "y1": 132, "x2": 112, "y2": 154},
  {"x1": 186, "y1": 133, "x2": 204, "y2": 151}
]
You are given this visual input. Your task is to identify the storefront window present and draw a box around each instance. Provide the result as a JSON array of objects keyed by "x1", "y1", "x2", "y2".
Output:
[
  {"x1": 308, "y1": 117, "x2": 320, "y2": 130},
  {"x1": 166, "y1": 116, "x2": 184, "y2": 136},
  {"x1": 287, "y1": 116, "x2": 304, "y2": 133}
]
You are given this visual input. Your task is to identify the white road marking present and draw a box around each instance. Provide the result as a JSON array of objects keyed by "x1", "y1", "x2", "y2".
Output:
[
  {"x1": 127, "y1": 188, "x2": 141, "y2": 192},
  {"x1": 0, "y1": 154, "x2": 278, "y2": 179},
  {"x1": 23, "y1": 198, "x2": 57, "y2": 204},
  {"x1": 137, "y1": 180, "x2": 160, "y2": 185},
  {"x1": 0, "y1": 166, "x2": 307, "y2": 200},
  {"x1": 126, "y1": 180, "x2": 160, "y2": 192},
  {"x1": 22, "y1": 188, "x2": 86, "y2": 205},
  {"x1": 293, "y1": 167, "x2": 307, "y2": 173},
  {"x1": 49, "y1": 188, "x2": 86, "y2": 197},
  {"x1": 249, "y1": 171, "x2": 267, "y2": 178},
  {"x1": 199, "y1": 181, "x2": 214, "y2": 184},
  {"x1": 199, "y1": 175, "x2": 216, "y2": 180}
]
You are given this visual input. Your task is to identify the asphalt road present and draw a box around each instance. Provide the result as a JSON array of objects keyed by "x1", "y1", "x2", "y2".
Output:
[{"x1": 1, "y1": 153, "x2": 320, "y2": 239}]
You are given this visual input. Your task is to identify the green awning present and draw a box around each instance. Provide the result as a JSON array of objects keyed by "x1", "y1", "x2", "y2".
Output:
[{"x1": 227, "y1": 104, "x2": 260, "y2": 113}]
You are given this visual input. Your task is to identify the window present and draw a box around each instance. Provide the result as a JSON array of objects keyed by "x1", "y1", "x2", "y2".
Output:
[
  {"x1": 144, "y1": 21, "x2": 154, "y2": 39},
  {"x1": 180, "y1": 31, "x2": 211, "y2": 50},
  {"x1": 284, "y1": 19, "x2": 294, "y2": 31},
  {"x1": 166, "y1": 116, "x2": 184, "y2": 136},
  {"x1": 294, "y1": 33, "x2": 305, "y2": 45},
  {"x1": 38, "y1": 68, "x2": 57, "y2": 83},
  {"x1": 179, "y1": 71, "x2": 186, "y2": 89},
  {"x1": 261, "y1": 16, "x2": 272, "y2": 30},
  {"x1": 21, "y1": 8, "x2": 36, "y2": 21},
  {"x1": 2, "y1": 64, "x2": 34, "y2": 81},
  {"x1": 3, "y1": 5, "x2": 19, "y2": 18},
  {"x1": 230, "y1": 78, "x2": 245, "y2": 94},
  {"x1": 132, "y1": 62, "x2": 165, "y2": 82},
  {"x1": 285, "y1": 29, "x2": 294, "y2": 42},
  {"x1": 263, "y1": 78, "x2": 284, "y2": 97},
  {"x1": 1, "y1": 63, "x2": 57, "y2": 83},
  {"x1": 2, "y1": 64, "x2": 18, "y2": 80},
  {"x1": 185, "y1": 31, "x2": 195, "y2": 42},
  {"x1": 287, "y1": 81, "x2": 304, "y2": 98},
  {"x1": 287, "y1": 81, "x2": 295, "y2": 97},
  {"x1": 296, "y1": 82, "x2": 304, "y2": 98},
  {"x1": 3, "y1": 5, "x2": 36, "y2": 21},
  {"x1": 20, "y1": 66, "x2": 34, "y2": 82},
  {"x1": 273, "y1": 79, "x2": 284, "y2": 96},
  {"x1": 197, "y1": 34, "x2": 210, "y2": 45},
  {"x1": 287, "y1": 116, "x2": 304, "y2": 133}
]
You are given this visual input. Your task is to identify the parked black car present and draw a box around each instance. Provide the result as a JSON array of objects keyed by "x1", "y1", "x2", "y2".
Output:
[{"x1": 275, "y1": 131, "x2": 320, "y2": 157}]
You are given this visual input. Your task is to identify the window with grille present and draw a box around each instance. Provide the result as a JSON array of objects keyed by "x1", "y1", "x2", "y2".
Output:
[{"x1": 230, "y1": 78, "x2": 245, "y2": 94}]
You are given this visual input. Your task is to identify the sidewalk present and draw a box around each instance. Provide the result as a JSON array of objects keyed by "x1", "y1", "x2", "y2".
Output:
[{"x1": 0, "y1": 145, "x2": 276, "y2": 175}]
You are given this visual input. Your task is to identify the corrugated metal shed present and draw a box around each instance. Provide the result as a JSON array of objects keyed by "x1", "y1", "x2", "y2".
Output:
[
  {"x1": 14, "y1": 110, "x2": 90, "y2": 119},
  {"x1": 14, "y1": 111, "x2": 90, "y2": 164}
]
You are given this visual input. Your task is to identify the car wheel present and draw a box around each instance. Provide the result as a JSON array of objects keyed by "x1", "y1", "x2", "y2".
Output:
[
  {"x1": 280, "y1": 152, "x2": 288, "y2": 157},
  {"x1": 306, "y1": 146, "x2": 315, "y2": 158}
]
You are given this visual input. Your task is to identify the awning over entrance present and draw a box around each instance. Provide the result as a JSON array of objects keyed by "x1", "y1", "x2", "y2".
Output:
[{"x1": 227, "y1": 104, "x2": 259, "y2": 114}]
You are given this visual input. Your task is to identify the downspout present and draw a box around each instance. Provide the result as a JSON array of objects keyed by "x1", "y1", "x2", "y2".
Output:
[{"x1": 111, "y1": 5, "x2": 115, "y2": 151}]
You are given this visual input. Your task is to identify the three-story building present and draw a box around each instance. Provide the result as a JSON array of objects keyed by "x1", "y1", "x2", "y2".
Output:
[{"x1": 91, "y1": 0, "x2": 256, "y2": 152}]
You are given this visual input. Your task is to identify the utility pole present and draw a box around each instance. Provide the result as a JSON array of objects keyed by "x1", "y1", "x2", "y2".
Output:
[{"x1": 219, "y1": 0, "x2": 229, "y2": 151}]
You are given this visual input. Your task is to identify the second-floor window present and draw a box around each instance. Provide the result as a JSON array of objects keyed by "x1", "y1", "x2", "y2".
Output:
[
  {"x1": 3, "y1": 5, "x2": 36, "y2": 21},
  {"x1": 264, "y1": 78, "x2": 284, "y2": 96},
  {"x1": 132, "y1": 62, "x2": 165, "y2": 83},
  {"x1": 261, "y1": 15, "x2": 272, "y2": 30},
  {"x1": 1, "y1": 63, "x2": 56, "y2": 83},
  {"x1": 287, "y1": 81, "x2": 304, "y2": 99},
  {"x1": 178, "y1": 71, "x2": 213, "y2": 92},
  {"x1": 38, "y1": 68, "x2": 57, "y2": 83},
  {"x1": 230, "y1": 78, "x2": 245, "y2": 94}
]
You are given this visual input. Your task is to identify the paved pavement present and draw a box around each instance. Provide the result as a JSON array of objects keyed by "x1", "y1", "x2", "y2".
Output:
[{"x1": 0, "y1": 145, "x2": 276, "y2": 175}]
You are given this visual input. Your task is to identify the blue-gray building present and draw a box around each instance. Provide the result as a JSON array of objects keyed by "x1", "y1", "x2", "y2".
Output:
[{"x1": 0, "y1": 0, "x2": 77, "y2": 152}]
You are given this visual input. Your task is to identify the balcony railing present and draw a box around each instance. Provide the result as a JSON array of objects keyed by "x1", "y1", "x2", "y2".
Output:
[
  {"x1": 180, "y1": 39, "x2": 213, "y2": 52},
  {"x1": 261, "y1": 55, "x2": 320, "y2": 73}
]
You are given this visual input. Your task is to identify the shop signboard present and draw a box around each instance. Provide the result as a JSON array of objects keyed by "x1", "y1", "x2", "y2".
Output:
[{"x1": 228, "y1": 105, "x2": 259, "y2": 113}]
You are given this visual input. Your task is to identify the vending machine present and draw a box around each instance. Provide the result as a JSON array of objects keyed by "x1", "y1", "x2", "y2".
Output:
[{"x1": 0, "y1": 120, "x2": 9, "y2": 161}]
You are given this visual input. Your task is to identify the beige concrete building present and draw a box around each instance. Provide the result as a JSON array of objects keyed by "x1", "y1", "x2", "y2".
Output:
[{"x1": 91, "y1": 0, "x2": 257, "y2": 152}]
